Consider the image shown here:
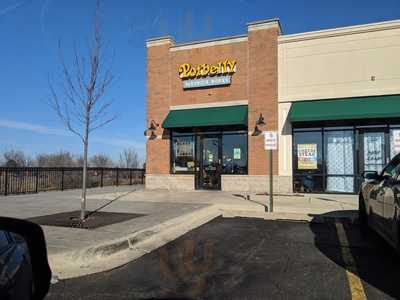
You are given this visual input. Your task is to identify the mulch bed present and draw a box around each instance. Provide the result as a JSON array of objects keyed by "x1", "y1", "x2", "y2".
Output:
[{"x1": 27, "y1": 210, "x2": 146, "y2": 229}]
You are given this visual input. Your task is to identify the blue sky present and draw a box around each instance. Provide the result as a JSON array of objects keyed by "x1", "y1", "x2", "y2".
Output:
[{"x1": 1, "y1": 0, "x2": 399, "y2": 162}]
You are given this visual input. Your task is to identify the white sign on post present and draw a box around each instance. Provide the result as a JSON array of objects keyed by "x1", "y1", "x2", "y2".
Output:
[
  {"x1": 393, "y1": 130, "x2": 400, "y2": 153},
  {"x1": 264, "y1": 131, "x2": 278, "y2": 150}
]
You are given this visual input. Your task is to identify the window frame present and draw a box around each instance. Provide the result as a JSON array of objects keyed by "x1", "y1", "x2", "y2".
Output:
[
  {"x1": 292, "y1": 125, "x2": 357, "y2": 194},
  {"x1": 170, "y1": 128, "x2": 248, "y2": 176},
  {"x1": 221, "y1": 131, "x2": 248, "y2": 175},
  {"x1": 170, "y1": 132, "x2": 196, "y2": 174}
]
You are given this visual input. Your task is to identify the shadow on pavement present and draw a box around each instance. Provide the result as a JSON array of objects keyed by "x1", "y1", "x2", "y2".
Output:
[{"x1": 310, "y1": 210, "x2": 400, "y2": 299}]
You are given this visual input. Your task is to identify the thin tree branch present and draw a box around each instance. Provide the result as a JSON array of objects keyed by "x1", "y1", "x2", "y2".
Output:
[{"x1": 89, "y1": 114, "x2": 117, "y2": 133}]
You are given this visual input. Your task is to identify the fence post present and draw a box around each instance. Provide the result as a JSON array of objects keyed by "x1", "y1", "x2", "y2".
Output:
[
  {"x1": 100, "y1": 168, "x2": 104, "y2": 187},
  {"x1": 129, "y1": 169, "x2": 132, "y2": 185},
  {"x1": 61, "y1": 168, "x2": 64, "y2": 191},
  {"x1": 4, "y1": 168, "x2": 8, "y2": 196},
  {"x1": 116, "y1": 168, "x2": 119, "y2": 186},
  {"x1": 35, "y1": 168, "x2": 39, "y2": 193}
]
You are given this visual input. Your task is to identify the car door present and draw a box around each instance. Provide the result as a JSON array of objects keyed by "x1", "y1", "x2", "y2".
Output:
[
  {"x1": 368, "y1": 159, "x2": 400, "y2": 230},
  {"x1": 383, "y1": 155, "x2": 400, "y2": 239},
  {"x1": 368, "y1": 179, "x2": 385, "y2": 227},
  {"x1": 0, "y1": 230, "x2": 14, "y2": 299}
]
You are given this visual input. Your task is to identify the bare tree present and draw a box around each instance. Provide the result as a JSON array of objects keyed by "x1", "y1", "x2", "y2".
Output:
[
  {"x1": 119, "y1": 148, "x2": 139, "y2": 168},
  {"x1": 2, "y1": 149, "x2": 33, "y2": 167},
  {"x1": 49, "y1": 1, "x2": 115, "y2": 221},
  {"x1": 36, "y1": 151, "x2": 76, "y2": 167},
  {"x1": 90, "y1": 154, "x2": 114, "y2": 167}
]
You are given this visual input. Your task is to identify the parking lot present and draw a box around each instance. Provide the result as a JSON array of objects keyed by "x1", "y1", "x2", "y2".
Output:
[{"x1": 47, "y1": 216, "x2": 400, "y2": 299}]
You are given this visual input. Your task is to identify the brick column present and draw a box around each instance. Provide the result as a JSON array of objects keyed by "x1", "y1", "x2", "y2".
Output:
[
  {"x1": 247, "y1": 20, "x2": 280, "y2": 175},
  {"x1": 146, "y1": 37, "x2": 174, "y2": 175}
]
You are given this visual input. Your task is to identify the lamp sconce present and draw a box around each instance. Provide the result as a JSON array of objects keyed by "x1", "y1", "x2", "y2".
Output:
[
  {"x1": 252, "y1": 113, "x2": 265, "y2": 136},
  {"x1": 256, "y1": 113, "x2": 265, "y2": 126},
  {"x1": 148, "y1": 120, "x2": 159, "y2": 131},
  {"x1": 144, "y1": 120, "x2": 159, "y2": 139},
  {"x1": 252, "y1": 125, "x2": 262, "y2": 136}
]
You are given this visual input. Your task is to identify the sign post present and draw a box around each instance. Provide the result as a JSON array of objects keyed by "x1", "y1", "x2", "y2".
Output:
[{"x1": 264, "y1": 131, "x2": 278, "y2": 212}]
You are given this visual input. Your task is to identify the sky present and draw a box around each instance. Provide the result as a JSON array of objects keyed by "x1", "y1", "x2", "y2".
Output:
[{"x1": 0, "y1": 0, "x2": 399, "y2": 162}]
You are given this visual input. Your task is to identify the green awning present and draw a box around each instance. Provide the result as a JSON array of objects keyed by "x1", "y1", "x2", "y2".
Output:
[
  {"x1": 162, "y1": 105, "x2": 248, "y2": 128},
  {"x1": 288, "y1": 95, "x2": 400, "y2": 122}
]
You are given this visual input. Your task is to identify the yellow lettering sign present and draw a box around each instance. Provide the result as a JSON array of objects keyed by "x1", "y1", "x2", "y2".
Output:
[{"x1": 178, "y1": 59, "x2": 237, "y2": 79}]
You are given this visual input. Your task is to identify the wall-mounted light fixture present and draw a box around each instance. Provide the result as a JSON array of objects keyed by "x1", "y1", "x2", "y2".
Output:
[
  {"x1": 252, "y1": 113, "x2": 265, "y2": 136},
  {"x1": 149, "y1": 130, "x2": 158, "y2": 140},
  {"x1": 252, "y1": 125, "x2": 262, "y2": 136},
  {"x1": 148, "y1": 120, "x2": 159, "y2": 131},
  {"x1": 256, "y1": 113, "x2": 265, "y2": 126},
  {"x1": 144, "y1": 120, "x2": 159, "y2": 138}
]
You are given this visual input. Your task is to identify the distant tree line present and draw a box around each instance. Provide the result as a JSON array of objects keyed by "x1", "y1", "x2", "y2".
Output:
[{"x1": 0, "y1": 148, "x2": 142, "y2": 168}]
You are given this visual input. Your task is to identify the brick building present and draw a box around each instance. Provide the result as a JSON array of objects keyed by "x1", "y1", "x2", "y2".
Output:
[{"x1": 145, "y1": 18, "x2": 400, "y2": 194}]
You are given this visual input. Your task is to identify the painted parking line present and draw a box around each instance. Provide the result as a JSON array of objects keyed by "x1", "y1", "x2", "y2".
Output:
[{"x1": 335, "y1": 221, "x2": 367, "y2": 300}]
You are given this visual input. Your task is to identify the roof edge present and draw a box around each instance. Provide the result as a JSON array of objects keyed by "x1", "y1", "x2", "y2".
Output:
[
  {"x1": 279, "y1": 18, "x2": 400, "y2": 43},
  {"x1": 247, "y1": 18, "x2": 282, "y2": 34},
  {"x1": 146, "y1": 36, "x2": 175, "y2": 47}
]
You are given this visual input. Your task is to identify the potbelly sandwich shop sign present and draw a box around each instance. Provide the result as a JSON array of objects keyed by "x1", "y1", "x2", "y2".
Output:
[{"x1": 178, "y1": 59, "x2": 236, "y2": 89}]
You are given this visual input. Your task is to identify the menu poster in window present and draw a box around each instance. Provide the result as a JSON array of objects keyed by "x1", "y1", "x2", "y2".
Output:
[
  {"x1": 233, "y1": 148, "x2": 241, "y2": 160},
  {"x1": 297, "y1": 144, "x2": 318, "y2": 170},
  {"x1": 393, "y1": 130, "x2": 400, "y2": 153},
  {"x1": 175, "y1": 139, "x2": 194, "y2": 157}
]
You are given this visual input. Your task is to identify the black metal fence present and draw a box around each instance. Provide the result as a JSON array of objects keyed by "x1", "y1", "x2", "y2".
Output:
[{"x1": 0, "y1": 167, "x2": 145, "y2": 196}]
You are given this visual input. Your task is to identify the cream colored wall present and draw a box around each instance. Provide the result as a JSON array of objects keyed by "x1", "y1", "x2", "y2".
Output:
[
  {"x1": 278, "y1": 102, "x2": 292, "y2": 177},
  {"x1": 278, "y1": 19, "x2": 400, "y2": 102},
  {"x1": 277, "y1": 19, "x2": 400, "y2": 178}
]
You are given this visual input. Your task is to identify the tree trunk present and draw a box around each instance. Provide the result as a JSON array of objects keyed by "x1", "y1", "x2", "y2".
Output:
[{"x1": 80, "y1": 125, "x2": 89, "y2": 221}]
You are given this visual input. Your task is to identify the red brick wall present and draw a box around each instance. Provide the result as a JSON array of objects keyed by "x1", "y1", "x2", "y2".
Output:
[
  {"x1": 146, "y1": 41, "x2": 172, "y2": 174},
  {"x1": 146, "y1": 24, "x2": 279, "y2": 176},
  {"x1": 170, "y1": 42, "x2": 248, "y2": 105},
  {"x1": 248, "y1": 27, "x2": 279, "y2": 175}
]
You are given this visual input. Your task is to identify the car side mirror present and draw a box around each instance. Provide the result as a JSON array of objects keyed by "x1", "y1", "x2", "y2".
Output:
[
  {"x1": 362, "y1": 171, "x2": 381, "y2": 181},
  {"x1": 0, "y1": 217, "x2": 51, "y2": 300}
]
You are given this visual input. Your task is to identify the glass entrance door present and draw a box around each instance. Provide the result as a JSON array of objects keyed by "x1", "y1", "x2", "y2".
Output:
[
  {"x1": 199, "y1": 135, "x2": 221, "y2": 190},
  {"x1": 360, "y1": 129, "x2": 388, "y2": 174}
]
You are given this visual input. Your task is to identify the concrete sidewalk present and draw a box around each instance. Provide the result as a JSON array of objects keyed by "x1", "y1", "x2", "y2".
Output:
[
  {"x1": 0, "y1": 186, "x2": 358, "y2": 278},
  {"x1": 0, "y1": 186, "x2": 219, "y2": 278},
  {"x1": 117, "y1": 189, "x2": 358, "y2": 216}
]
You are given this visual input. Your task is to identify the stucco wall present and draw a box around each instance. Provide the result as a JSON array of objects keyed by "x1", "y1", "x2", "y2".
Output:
[
  {"x1": 277, "y1": 19, "x2": 400, "y2": 179},
  {"x1": 278, "y1": 19, "x2": 400, "y2": 102}
]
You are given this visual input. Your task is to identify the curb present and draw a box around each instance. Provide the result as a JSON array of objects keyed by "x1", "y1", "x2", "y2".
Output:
[
  {"x1": 49, "y1": 204, "x2": 357, "y2": 279},
  {"x1": 50, "y1": 205, "x2": 222, "y2": 279},
  {"x1": 222, "y1": 210, "x2": 358, "y2": 223}
]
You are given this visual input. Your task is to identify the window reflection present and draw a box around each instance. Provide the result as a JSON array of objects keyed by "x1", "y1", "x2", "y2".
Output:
[
  {"x1": 172, "y1": 135, "x2": 195, "y2": 173},
  {"x1": 222, "y1": 134, "x2": 247, "y2": 174}
]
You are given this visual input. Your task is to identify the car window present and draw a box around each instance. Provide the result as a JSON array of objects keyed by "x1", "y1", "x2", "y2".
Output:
[
  {"x1": 0, "y1": 231, "x2": 10, "y2": 250},
  {"x1": 382, "y1": 156, "x2": 400, "y2": 178},
  {"x1": 394, "y1": 163, "x2": 400, "y2": 181}
]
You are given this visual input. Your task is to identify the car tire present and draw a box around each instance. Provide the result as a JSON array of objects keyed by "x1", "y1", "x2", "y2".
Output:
[{"x1": 359, "y1": 195, "x2": 369, "y2": 232}]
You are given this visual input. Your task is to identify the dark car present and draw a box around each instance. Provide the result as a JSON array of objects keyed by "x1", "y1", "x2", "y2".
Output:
[
  {"x1": 0, "y1": 230, "x2": 33, "y2": 300},
  {"x1": 359, "y1": 153, "x2": 400, "y2": 252}
]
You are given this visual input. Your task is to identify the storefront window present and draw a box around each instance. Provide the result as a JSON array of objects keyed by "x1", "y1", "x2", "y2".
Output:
[
  {"x1": 222, "y1": 133, "x2": 247, "y2": 174},
  {"x1": 293, "y1": 128, "x2": 356, "y2": 193},
  {"x1": 171, "y1": 135, "x2": 195, "y2": 173},
  {"x1": 324, "y1": 130, "x2": 354, "y2": 193},
  {"x1": 292, "y1": 123, "x2": 400, "y2": 193},
  {"x1": 293, "y1": 130, "x2": 323, "y2": 193},
  {"x1": 363, "y1": 131, "x2": 385, "y2": 173},
  {"x1": 390, "y1": 126, "x2": 400, "y2": 159}
]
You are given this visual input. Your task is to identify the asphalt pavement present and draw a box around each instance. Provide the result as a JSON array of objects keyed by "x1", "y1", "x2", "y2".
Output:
[{"x1": 46, "y1": 216, "x2": 400, "y2": 300}]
